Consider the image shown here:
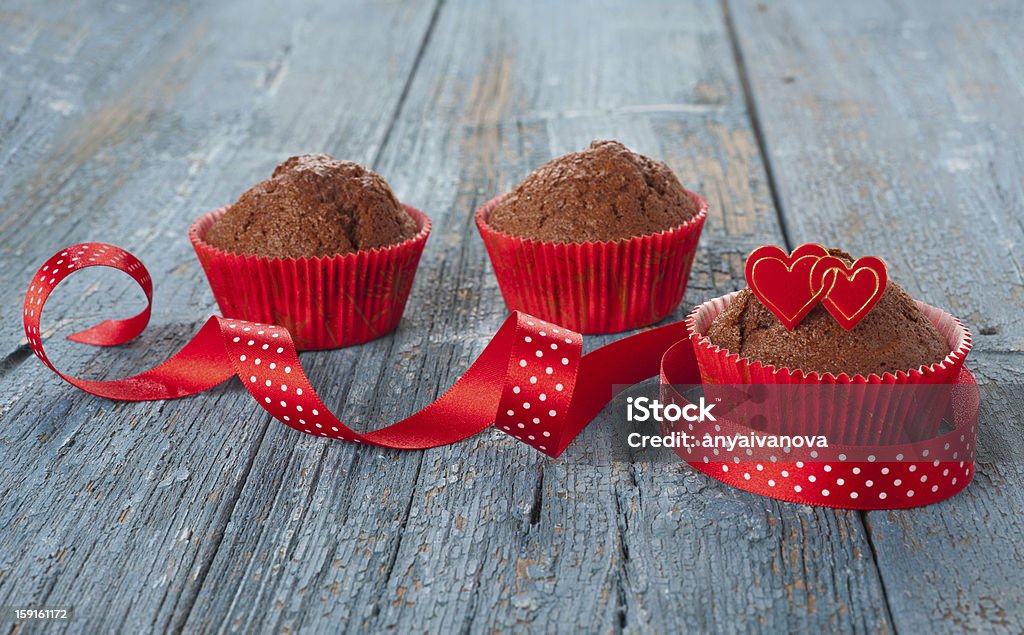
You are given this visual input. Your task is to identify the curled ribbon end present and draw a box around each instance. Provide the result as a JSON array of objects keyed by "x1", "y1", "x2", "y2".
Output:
[{"x1": 66, "y1": 317, "x2": 148, "y2": 347}]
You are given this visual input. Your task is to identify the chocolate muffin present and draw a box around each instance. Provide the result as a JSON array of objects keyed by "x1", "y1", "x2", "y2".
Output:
[
  {"x1": 486, "y1": 140, "x2": 699, "y2": 243},
  {"x1": 204, "y1": 154, "x2": 417, "y2": 259},
  {"x1": 706, "y1": 250, "x2": 950, "y2": 377}
]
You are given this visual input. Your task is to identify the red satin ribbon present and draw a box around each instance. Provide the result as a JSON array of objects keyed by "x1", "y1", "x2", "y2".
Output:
[{"x1": 23, "y1": 243, "x2": 978, "y2": 509}]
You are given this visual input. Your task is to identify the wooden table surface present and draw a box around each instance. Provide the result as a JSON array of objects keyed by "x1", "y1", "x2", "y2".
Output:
[{"x1": 1, "y1": 1, "x2": 1022, "y2": 633}]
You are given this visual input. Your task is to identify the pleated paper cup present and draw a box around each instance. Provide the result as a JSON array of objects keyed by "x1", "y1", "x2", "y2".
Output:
[
  {"x1": 686, "y1": 292, "x2": 972, "y2": 445},
  {"x1": 190, "y1": 205, "x2": 430, "y2": 350},
  {"x1": 475, "y1": 192, "x2": 707, "y2": 334}
]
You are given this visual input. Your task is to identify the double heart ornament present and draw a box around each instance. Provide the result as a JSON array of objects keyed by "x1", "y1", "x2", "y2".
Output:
[{"x1": 745, "y1": 244, "x2": 888, "y2": 330}]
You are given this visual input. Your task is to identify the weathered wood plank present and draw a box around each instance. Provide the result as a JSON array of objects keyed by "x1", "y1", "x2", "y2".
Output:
[
  {"x1": 0, "y1": 1, "x2": 441, "y2": 633},
  {"x1": 182, "y1": 1, "x2": 892, "y2": 632},
  {"x1": 861, "y1": 351, "x2": 1024, "y2": 634},
  {"x1": 0, "y1": 0, "x2": 196, "y2": 238},
  {"x1": 15, "y1": 0, "x2": 1017, "y2": 631},
  {"x1": 729, "y1": 0, "x2": 1024, "y2": 631},
  {"x1": 727, "y1": 0, "x2": 1024, "y2": 352}
]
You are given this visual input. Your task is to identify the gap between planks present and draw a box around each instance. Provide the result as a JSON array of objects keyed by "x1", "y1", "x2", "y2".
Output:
[
  {"x1": 722, "y1": 0, "x2": 902, "y2": 631},
  {"x1": 720, "y1": 0, "x2": 793, "y2": 249},
  {"x1": 168, "y1": 0, "x2": 447, "y2": 629}
]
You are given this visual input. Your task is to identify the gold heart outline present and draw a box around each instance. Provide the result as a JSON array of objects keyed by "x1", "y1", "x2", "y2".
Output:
[
  {"x1": 749, "y1": 254, "x2": 828, "y2": 324},
  {"x1": 817, "y1": 267, "x2": 881, "y2": 322}
]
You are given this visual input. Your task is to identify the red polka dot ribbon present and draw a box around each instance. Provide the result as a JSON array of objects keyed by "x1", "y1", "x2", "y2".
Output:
[
  {"x1": 23, "y1": 243, "x2": 979, "y2": 509},
  {"x1": 659, "y1": 340, "x2": 979, "y2": 509}
]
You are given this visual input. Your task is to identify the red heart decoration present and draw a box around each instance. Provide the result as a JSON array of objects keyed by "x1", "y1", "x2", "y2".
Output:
[
  {"x1": 744, "y1": 244, "x2": 829, "y2": 330},
  {"x1": 810, "y1": 255, "x2": 888, "y2": 331}
]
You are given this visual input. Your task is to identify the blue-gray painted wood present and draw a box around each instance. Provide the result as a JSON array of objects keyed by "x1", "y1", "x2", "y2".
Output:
[
  {"x1": 0, "y1": 0, "x2": 1020, "y2": 632},
  {"x1": 180, "y1": 1, "x2": 893, "y2": 632},
  {"x1": 730, "y1": 0, "x2": 1024, "y2": 632},
  {"x1": 0, "y1": 1, "x2": 443, "y2": 633}
]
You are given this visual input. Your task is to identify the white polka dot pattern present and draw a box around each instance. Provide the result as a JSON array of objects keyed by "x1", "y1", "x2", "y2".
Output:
[
  {"x1": 493, "y1": 315, "x2": 582, "y2": 455},
  {"x1": 660, "y1": 376, "x2": 979, "y2": 509},
  {"x1": 24, "y1": 243, "x2": 980, "y2": 509}
]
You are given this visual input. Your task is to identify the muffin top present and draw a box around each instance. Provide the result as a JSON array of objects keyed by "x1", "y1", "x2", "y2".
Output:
[
  {"x1": 705, "y1": 250, "x2": 951, "y2": 377},
  {"x1": 204, "y1": 154, "x2": 417, "y2": 259},
  {"x1": 486, "y1": 140, "x2": 700, "y2": 243}
]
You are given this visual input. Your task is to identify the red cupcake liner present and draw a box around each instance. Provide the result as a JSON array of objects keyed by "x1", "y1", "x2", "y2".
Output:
[
  {"x1": 475, "y1": 192, "x2": 707, "y2": 334},
  {"x1": 189, "y1": 205, "x2": 430, "y2": 351},
  {"x1": 686, "y1": 292, "x2": 972, "y2": 446}
]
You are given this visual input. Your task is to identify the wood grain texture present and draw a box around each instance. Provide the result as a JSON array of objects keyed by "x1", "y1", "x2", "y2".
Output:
[
  {"x1": 3, "y1": 0, "x2": 1019, "y2": 632},
  {"x1": 727, "y1": 0, "x2": 1024, "y2": 352},
  {"x1": 0, "y1": 1, "x2": 441, "y2": 633},
  {"x1": 182, "y1": 1, "x2": 890, "y2": 632},
  {"x1": 729, "y1": 0, "x2": 1024, "y2": 631}
]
